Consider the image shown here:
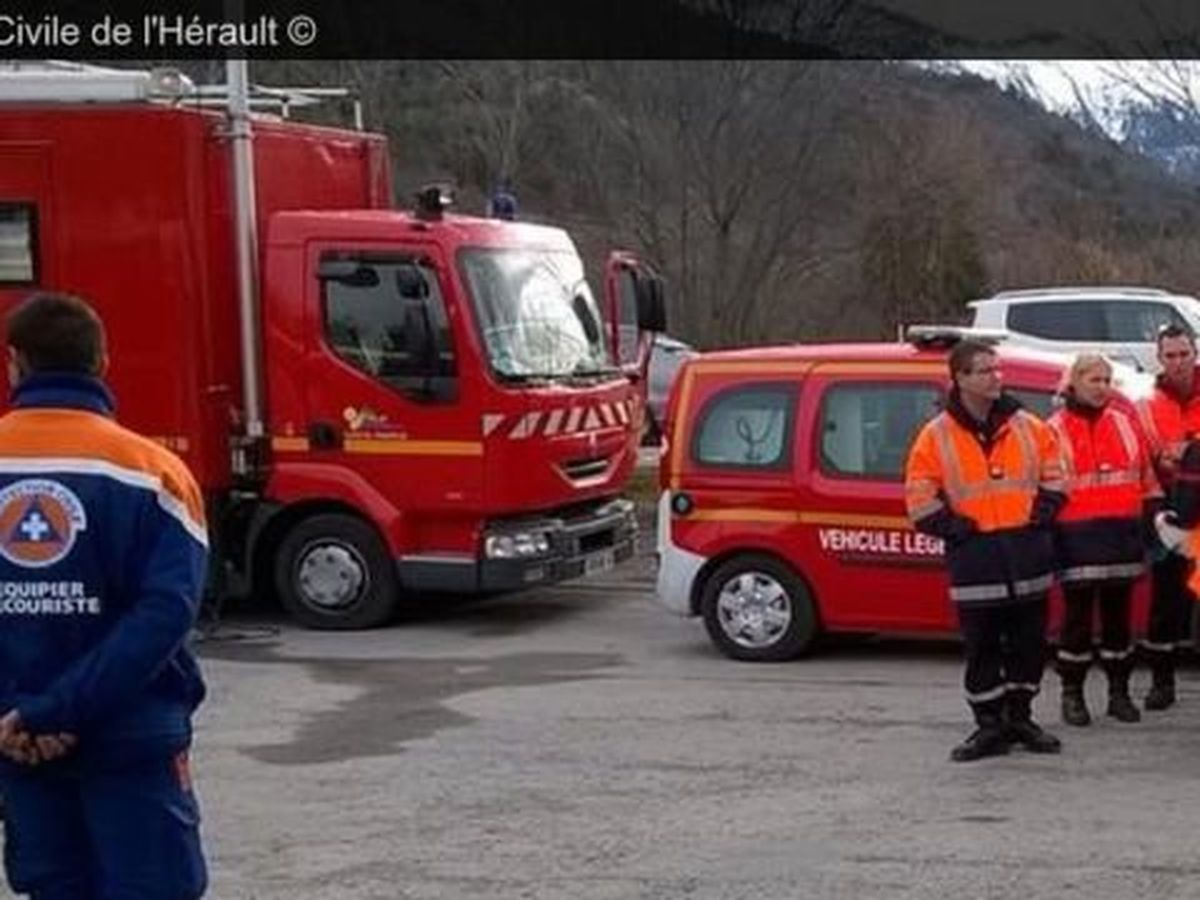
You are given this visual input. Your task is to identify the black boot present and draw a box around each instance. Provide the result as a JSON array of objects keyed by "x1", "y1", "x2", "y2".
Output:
[
  {"x1": 950, "y1": 714, "x2": 1010, "y2": 763},
  {"x1": 1060, "y1": 683, "x2": 1091, "y2": 727},
  {"x1": 1105, "y1": 663, "x2": 1141, "y2": 723},
  {"x1": 1144, "y1": 663, "x2": 1176, "y2": 711},
  {"x1": 1006, "y1": 693, "x2": 1062, "y2": 753}
]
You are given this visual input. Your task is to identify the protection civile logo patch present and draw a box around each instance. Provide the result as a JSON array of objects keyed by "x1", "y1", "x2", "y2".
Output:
[{"x1": 0, "y1": 479, "x2": 87, "y2": 568}]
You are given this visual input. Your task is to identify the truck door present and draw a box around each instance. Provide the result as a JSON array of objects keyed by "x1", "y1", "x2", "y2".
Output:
[
  {"x1": 604, "y1": 251, "x2": 666, "y2": 440},
  {"x1": 302, "y1": 244, "x2": 483, "y2": 516},
  {"x1": 804, "y1": 368, "x2": 951, "y2": 630},
  {"x1": 604, "y1": 251, "x2": 666, "y2": 374}
]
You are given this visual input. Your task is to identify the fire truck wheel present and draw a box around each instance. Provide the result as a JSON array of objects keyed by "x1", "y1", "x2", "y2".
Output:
[
  {"x1": 275, "y1": 514, "x2": 400, "y2": 630},
  {"x1": 700, "y1": 554, "x2": 817, "y2": 662}
]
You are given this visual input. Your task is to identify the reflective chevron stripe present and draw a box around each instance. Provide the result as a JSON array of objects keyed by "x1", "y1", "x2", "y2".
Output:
[{"x1": 481, "y1": 401, "x2": 637, "y2": 439}]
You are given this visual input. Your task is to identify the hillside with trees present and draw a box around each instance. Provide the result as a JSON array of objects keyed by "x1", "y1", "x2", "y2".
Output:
[{"x1": 181, "y1": 60, "x2": 1200, "y2": 349}]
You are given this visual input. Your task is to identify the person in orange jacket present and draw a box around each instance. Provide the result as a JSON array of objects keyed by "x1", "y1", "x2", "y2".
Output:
[
  {"x1": 1135, "y1": 324, "x2": 1200, "y2": 709},
  {"x1": 906, "y1": 339, "x2": 1067, "y2": 762},
  {"x1": 1048, "y1": 354, "x2": 1162, "y2": 726}
]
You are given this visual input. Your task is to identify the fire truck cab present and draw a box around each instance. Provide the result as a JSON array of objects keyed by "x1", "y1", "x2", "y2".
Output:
[
  {"x1": 656, "y1": 330, "x2": 1152, "y2": 661},
  {"x1": 0, "y1": 62, "x2": 666, "y2": 629}
]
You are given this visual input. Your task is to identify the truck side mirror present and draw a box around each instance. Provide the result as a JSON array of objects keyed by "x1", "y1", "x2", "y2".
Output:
[{"x1": 636, "y1": 274, "x2": 667, "y2": 333}]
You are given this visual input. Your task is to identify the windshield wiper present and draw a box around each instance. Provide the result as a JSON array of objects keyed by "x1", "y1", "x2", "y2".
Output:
[
  {"x1": 571, "y1": 364, "x2": 623, "y2": 378},
  {"x1": 496, "y1": 366, "x2": 623, "y2": 383},
  {"x1": 495, "y1": 371, "x2": 566, "y2": 383}
]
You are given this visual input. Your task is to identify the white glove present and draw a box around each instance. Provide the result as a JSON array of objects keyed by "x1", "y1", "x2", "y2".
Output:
[{"x1": 1155, "y1": 510, "x2": 1189, "y2": 555}]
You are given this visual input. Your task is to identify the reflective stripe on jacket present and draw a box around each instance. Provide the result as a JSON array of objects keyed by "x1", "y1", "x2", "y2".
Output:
[
  {"x1": 1048, "y1": 400, "x2": 1159, "y2": 583},
  {"x1": 905, "y1": 394, "x2": 1065, "y2": 605}
]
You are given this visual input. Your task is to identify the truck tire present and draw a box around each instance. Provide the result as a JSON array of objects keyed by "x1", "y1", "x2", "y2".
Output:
[
  {"x1": 274, "y1": 513, "x2": 400, "y2": 630},
  {"x1": 699, "y1": 554, "x2": 817, "y2": 662}
]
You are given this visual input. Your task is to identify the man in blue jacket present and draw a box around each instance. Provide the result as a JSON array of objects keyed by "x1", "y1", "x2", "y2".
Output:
[{"x1": 0, "y1": 293, "x2": 208, "y2": 899}]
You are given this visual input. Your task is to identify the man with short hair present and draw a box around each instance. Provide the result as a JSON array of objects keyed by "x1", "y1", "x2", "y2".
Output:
[
  {"x1": 1136, "y1": 323, "x2": 1200, "y2": 710},
  {"x1": 905, "y1": 339, "x2": 1067, "y2": 761},
  {"x1": 0, "y1": 292, "x2": 208, "y2": 898}
]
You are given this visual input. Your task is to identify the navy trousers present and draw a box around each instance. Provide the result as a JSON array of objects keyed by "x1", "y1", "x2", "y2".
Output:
[
  {"x1": 1, "y1": 749, "x2": 205, "y2": 899},
  {"x1": 957, "y1": 594, "x2": 1048, "y2": 722}
]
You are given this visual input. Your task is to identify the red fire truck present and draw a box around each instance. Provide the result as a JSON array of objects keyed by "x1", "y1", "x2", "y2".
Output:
[{"x1": 0, "y1": 62, "x2": 665, "y2": 628}]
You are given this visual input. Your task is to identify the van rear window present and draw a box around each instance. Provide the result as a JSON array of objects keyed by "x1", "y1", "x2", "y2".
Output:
[
  {"x1": 693, "y1": 384, "x2": 795, "y2": 469},
  {"x1": 0, "y1": 204, "x2": 36, "y2": 285}
]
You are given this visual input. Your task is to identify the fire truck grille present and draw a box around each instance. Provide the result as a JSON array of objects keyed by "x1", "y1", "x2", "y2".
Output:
[
  {"x1": 561, "y1": 455, "x2": 611, "y2": 483},
  {"x1": 578, "y1": 529, "x2": 616, "y2": 554}
]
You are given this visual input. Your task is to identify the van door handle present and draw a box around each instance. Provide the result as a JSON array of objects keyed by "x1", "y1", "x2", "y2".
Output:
[{"x1": 307, "y1": 421, "x2": 342, "y2": 450}]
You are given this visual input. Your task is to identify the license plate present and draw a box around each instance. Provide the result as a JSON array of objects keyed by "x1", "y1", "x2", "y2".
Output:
[{"x1": 584, "y1": 549, "x2": 615, "y2": 576}]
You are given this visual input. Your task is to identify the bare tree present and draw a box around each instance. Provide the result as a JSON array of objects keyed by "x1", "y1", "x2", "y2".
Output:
[
  {"x1": 856, "y1": 98, "x2": 991, "y2": 333},
  {"x1": 576, "y1": 60, "x2": 845, "y2": 347}
]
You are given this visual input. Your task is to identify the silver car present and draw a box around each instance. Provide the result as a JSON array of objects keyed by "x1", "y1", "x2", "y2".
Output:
[{"x1": 645, "y1": 335, "x2": 696, "y2": 444}]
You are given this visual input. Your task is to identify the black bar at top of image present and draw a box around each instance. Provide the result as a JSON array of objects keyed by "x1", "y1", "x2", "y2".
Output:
[{"x1": 2, "y1": 0, "x2": 1200, "y2": 58}]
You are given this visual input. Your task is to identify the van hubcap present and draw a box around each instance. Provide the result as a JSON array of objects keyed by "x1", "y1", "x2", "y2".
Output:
[
  {"x1": 297, "y1": 542, "x2": 368, "y2": 610},
  {"x1": 716, "y1": 572, "x2": 791, "y2": 648}
]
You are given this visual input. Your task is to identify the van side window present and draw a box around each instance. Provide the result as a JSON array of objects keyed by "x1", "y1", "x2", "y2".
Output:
[
  {"x1": 0, "y1": 204, "x2": 37, "y2": 285},
  {"x1": 323, "y1": 257, "x2": 456, "y2": 383},
  {"x1": 820, "y1": 383, "x2": 940, "y2": 480},
  {"x1": 693, "y1": 384, "x2": 795, "y2": 469}
]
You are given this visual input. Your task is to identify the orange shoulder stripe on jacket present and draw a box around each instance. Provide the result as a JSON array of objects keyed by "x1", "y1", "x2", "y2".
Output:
[{"x1": 0, "y1": 409, "x2": 206, "y2": 536}]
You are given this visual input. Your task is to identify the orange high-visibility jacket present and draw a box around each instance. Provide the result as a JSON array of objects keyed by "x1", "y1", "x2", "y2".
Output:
[
  {"x1": 906, "y1": 393, "x2": 1065, "y2": 605},
  {"x1": 1047, "y1": 399, "x2": 1160, "y2": 584},
  {"x1": 1136, "y1": 370, "x2": 1200, "y2": 490}
]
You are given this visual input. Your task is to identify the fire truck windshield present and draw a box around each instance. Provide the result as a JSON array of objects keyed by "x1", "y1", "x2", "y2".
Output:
[{"x1": 460, "y1": 247, "x2": 612, "y2": 379}]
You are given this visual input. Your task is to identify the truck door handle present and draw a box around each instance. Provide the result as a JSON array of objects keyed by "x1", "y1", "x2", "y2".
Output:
[{"x1": 307, "y1": 421, "x2": 342, "y2": 450}]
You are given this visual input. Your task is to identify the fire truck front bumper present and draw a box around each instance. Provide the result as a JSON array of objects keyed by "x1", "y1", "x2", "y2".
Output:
[{"x1": 397, "y1": 499, "x2": 639, "y2": 594}]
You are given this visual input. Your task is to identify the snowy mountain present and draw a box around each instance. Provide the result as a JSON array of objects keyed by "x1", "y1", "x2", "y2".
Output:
[{"x1": 957, "y1": 61, "x2": 1200, "y2": 184}]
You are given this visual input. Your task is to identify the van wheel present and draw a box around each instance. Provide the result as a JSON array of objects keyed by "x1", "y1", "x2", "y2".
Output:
[
  {"x1": 700, "y1": 554, "x2": 817, "y2": 661},
  {"x1": 274, "y1": 513, "x2": 399, "y2": 630}
]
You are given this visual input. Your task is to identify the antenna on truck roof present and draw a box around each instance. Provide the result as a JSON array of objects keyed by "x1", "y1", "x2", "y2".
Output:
[{"x1": 187, "y1": 83, "x2": 364, "y2": 130}]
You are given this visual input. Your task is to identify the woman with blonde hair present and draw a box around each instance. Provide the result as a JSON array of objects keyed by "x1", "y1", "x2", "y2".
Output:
[{"x1": 1048, "y1": 353, "x2": 1162, "y2": 725}]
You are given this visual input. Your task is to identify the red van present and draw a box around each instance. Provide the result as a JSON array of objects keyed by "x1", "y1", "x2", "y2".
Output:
[{"x1": 655, "y1": 331, "x2": 1154, "y2": 661}]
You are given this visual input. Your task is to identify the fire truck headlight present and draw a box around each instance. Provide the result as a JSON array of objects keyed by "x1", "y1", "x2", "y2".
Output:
[
  {"x1": 486, "y1": 531, "x2": 552, "y2": 559},
  {"x1": 486, "y1": 535, "x2": 517, "y2": 559}
]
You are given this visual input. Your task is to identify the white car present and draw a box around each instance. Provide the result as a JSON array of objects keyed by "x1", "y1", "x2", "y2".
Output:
[
  {"x1": 968, "y1": 286, "x2": 1200, "y2": 372},
  {"x1": 645, "y1": 335, "x2": 696, "y2": 443}
]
